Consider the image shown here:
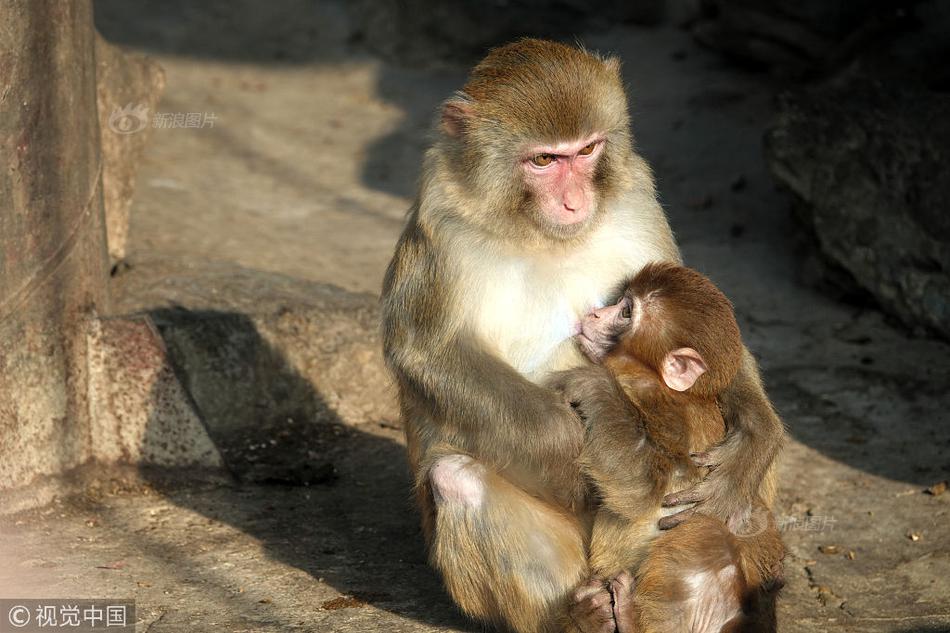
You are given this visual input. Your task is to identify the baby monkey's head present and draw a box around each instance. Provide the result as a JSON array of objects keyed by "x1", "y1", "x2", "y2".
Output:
[{"x1": 576, "y1": 262, "x2": 743, "y2": 398}]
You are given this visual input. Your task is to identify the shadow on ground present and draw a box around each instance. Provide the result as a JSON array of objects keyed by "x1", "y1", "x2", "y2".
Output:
[{"x1": 139, "y1": 308, "x2": 472, "y2": 630}]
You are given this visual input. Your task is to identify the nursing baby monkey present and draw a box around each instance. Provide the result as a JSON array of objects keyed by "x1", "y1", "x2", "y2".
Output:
[
  {"x1": 551, "y1": 262, "x2": 785, "y2": 633},
  {"x1": 382, "y1": 38, "x2": 786, "y2": 633}
]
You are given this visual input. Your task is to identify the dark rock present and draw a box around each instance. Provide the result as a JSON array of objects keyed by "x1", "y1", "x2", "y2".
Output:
[
  {"x1": 691, "y1": 1, "x2": 924, "y2": 77},
  {"x1": 346, "y1": 0, "x2": 669, "y2": 66},
  {"x1": 765, "y1": 75, "x2": 950, "y2": 340}
]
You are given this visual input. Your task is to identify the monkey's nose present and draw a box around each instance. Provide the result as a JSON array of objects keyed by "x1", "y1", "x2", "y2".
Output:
[{"x1": 562, "y1": 182, "x2": 583, "y2": 211}]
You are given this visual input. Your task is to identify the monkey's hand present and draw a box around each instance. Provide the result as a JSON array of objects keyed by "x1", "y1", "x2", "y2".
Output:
[
  {"x1": 659, "y1": 348, "x2": 785, "y2": 533},
  {"x1": 547, "y1": 365, "x2": 621, "y2": 429},
  {"x1": 658, "y1": 445, "x2": 748, "y2": 531}
]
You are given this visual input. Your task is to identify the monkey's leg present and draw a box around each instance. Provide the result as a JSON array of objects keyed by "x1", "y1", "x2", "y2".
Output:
[
  {"x1": 426, "y1": 454, "x2": 589, "y2": 633},
  {"x1": 619, "y1": 517, "x2": 745, "y2": 633}
]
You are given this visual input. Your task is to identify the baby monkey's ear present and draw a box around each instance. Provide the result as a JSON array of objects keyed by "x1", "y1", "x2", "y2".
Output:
[{"x1": 661, "y1": 348, "x2": 707, "y2": 392}]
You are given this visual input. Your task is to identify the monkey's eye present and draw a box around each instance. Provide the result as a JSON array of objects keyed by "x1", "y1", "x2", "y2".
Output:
[
  {"x1": 531, "y1": 154, "x2": 555, "y2": 167},
  {"x1": 578, "y1": 142, "x2": 597, "y2": 156},
  {"x1": 621, "y1": 302, "x2": 632, "y2": 319}
]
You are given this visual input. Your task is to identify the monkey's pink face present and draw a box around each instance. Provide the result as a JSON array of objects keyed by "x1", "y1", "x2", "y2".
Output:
[
  {"x1": 521, "y1": 136, "x2": 605, "y2": 232},
  {"x1": 576, "y1": 295, "x2": 634, "y2": 362}
]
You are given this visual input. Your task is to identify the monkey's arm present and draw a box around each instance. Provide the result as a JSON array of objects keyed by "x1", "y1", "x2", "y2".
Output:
[
  {"x1": 660, "y1": 348, "x2": 785, "y2": 531},
  {"x1": 382, "y1": 224, "x2": 584, "y2": 505},
  {"x1": 549, "y1": 366, "x2": 664, "y2": 520},
  {"x1": 400, "y1": 335, "x2": 585, "y2": 478}
]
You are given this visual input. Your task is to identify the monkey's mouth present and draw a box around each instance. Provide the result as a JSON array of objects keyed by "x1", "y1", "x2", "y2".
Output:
[{"x1": 575, "y1": 330, "x2": 602, "y2": 362}]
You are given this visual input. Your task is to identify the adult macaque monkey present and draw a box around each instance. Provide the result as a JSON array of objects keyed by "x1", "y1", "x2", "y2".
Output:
[{"x1": 381, "y1": 39, "x2": 785, "y2": 633}]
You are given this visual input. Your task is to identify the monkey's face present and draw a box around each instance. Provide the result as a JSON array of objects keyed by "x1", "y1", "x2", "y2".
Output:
[
  {"x1": 576, "y1": 293, "x2": 635, "y2": 362},
  {"x1": 438, "y1": 39, "x2": 633, "y2": 243},
  {"x1": 576, "y1": 289, "x2": 712, "y2": 393},
  {"x1": 520, "y1": 136, "x2": 606, "y2": 238},
  {"x1": 578, "y1": 263, "x2": 745, "y2": 396}
]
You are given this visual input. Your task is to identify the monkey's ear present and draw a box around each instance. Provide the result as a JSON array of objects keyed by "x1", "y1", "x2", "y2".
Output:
[
  {"x1": 661, "y1": 347, "x2": 707, "y2": 392},
  {"x1": 441, "y1": 92, "x2": 474, "y2": 137}
]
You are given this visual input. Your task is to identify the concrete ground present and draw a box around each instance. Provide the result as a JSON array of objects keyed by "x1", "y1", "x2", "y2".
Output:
[{"x1": 2, "y1": 4, "x2": 949, "y2": 632}]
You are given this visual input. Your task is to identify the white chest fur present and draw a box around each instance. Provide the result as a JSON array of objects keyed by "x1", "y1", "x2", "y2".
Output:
[{"x1": 452, "y1": 209, "x2": 662, "y2": 381}]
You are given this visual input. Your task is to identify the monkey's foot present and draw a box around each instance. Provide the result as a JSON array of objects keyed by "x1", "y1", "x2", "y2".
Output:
[
  {"x1": 568, "y1": 577, "x2": 615, "y2": 633},
  {"x1": 610, "y1": 571, "x2": 637, "y2": 633}
]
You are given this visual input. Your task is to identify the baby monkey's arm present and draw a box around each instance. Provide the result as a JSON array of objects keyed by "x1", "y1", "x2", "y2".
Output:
[
  {"x1": 548, "y1": 366, "x2": 665, "y2": 520},
  {"x1": 660, "y1": 348, "x2": 785, "y2": 531}
]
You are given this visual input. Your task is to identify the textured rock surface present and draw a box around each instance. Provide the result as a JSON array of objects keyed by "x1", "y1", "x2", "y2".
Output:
[
  {"x1": 0, "y1": 2, "x2": 195, "y2": 509},
  {"x1": 766, "y1": 76, "x2": 950, "y2": 339},
  {"x1": 691, "y1": 0, "x2": 950, "y2": 81},
  {"x1": 0, "y1": 0, "x2": 110, "y2": 492},
  {"x1": 128, "y1": 264, "x2": 397, "y2": 484},
  {"x1": 95, "y1": 33, "x2": 166, "y2": 264},
  {"x1": 86, "y1": 316, "x2": 222, "y2": 470}
]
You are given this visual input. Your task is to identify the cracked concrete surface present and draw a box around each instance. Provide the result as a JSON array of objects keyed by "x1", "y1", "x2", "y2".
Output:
[{"x1": 1, "y1": 4, "x2": 948, "y2": 632}]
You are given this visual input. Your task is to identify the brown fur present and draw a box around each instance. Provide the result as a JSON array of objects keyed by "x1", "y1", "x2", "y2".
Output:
[
  {"x1": 622, "y1": 263, "x2": 743, "y2": 398},
  {"x1": 554, "y1": 264, "x2": 785, "y2": 632},
  {"x1": 381, "y1": 39, "x2": 785, "y2": 633}
]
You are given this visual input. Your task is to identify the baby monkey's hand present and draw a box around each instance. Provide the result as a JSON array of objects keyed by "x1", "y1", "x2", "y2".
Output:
[
  {"x1": 547, "y1": 365, "x2": 618, "y2": 428},
  {"x1": 659, "y1": 442, "x2": 758, "y2": 533}
]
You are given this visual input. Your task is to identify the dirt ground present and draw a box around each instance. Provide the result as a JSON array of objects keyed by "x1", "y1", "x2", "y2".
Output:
[{"x1": 2, "y1": 4, "x2": 949, "y2": 632}]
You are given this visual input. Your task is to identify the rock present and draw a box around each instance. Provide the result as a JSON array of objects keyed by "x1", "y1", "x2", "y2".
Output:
[
  {"x1": 95, "y1": 33, "x2": 166, "y2": 264},
  {"x1": 128, "y1": 264, "x2": 399, "y2": 482},
  {"x1": 765, "y1": 75, "x2": 950, "y2": 340},
  {"x1": 347, "y1": 0, "x2": 669, "y2": 66},
  {"x1": 690, "y1": 1, "x2": 924, "y2": 76},
  {"x1": 86, "y1": 315, "x2": 223, "y2": 469},
  {"x1": 0, "y1": 4, "x2": 183, "y2": 507}
]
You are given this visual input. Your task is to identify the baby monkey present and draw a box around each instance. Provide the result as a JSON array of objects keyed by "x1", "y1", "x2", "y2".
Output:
[{"x1": 552, "y1": 262, "x2": 785, "y2": 633}]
